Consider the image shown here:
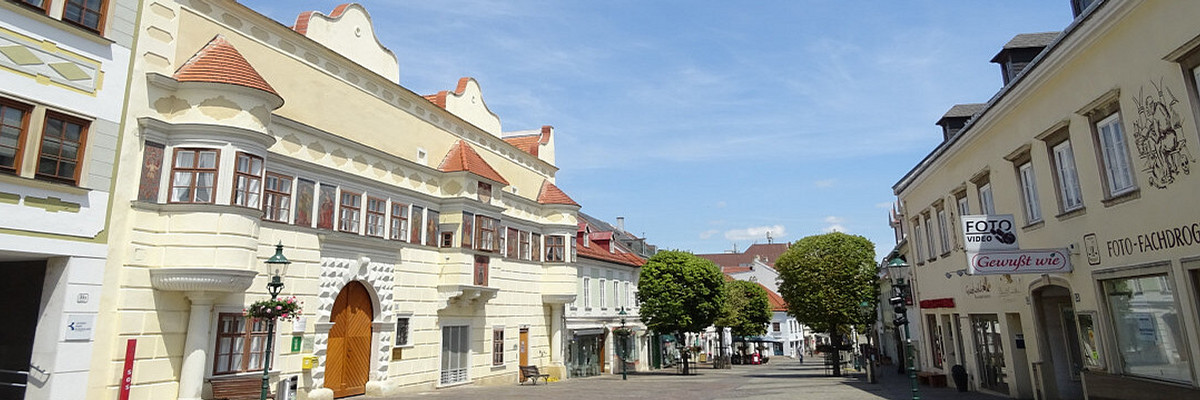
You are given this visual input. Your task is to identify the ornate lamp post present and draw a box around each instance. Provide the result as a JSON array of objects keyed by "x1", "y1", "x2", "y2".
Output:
[
  {"x1": 260, "y1": 243, "x2": 290, "y2": 400},
  {"x1": 888, "y1": 256, "x2": 919, "y2": 400},
  {"x1": 617, "y1": 307, "x2": 628, "y2": 380}
]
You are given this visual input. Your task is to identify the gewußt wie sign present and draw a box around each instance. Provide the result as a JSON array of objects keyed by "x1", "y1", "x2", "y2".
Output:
[{"x1": 962, "y1": 214, "x2": 1072, "y2": 275}]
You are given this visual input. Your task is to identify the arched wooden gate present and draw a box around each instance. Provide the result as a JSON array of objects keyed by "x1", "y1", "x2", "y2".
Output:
[{"x1": 326, "y1": 281, "x2": 373, "y2": 398}]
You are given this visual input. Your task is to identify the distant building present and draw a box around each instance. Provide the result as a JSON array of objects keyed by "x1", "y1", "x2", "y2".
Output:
[{"x1": 697, "y1": 243, "x2": 808, "y2": 358}]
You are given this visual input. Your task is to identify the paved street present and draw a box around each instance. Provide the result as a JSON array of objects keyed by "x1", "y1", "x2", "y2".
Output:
[{"x1": 378, "y1": 359, "x2": 1003, "y2": 400}]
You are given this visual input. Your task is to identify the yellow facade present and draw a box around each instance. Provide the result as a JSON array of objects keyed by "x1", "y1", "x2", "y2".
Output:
[
  {"x1": 893, "y1": 1, "x2": 1200, "y2": 398},
  {"x1": 90, "y1": 1, "x2": 580, "y2": 399}
]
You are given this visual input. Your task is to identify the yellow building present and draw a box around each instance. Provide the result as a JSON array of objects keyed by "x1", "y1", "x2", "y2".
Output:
[
  {"x1": 89, "y1": 2, "x2": 581, "y2": 399},
  {"x1": 892, "y1": 1, "x2": 1200, "y2": 399}
]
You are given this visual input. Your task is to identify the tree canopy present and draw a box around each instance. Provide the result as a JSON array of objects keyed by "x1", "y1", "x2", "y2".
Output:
[
  {"x1": 715, "y1": 280, "x2": 772, "y2": 337},
  {"x1": 775, "y1": 232, "x2": 878, "y2": 335},
  {"x1": 636, "y1": 250, "x2": 726, "y2": 336}
]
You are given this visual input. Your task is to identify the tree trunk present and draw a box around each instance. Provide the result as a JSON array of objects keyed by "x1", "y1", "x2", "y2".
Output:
[{"x1": 830, "y1": 329, "x2": 842, "y2": 377}]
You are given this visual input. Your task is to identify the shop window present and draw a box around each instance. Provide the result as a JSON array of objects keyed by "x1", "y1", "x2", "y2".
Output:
[
  {"x1": 546, "y1": 235, "x2": 565, "y2": 262},
  {"x1": 390, "y1": 203, "x2": 408, "y2": 241},
  {"x1": 1103, "y1": 274, "x2": 1189, "y2": 383},
  {"x1": 36, "y1": 112, "x2": 88, "y2": 185},
  {"x1": 365, "y1": 197, "x2": 386, "y2": 237},
  {"x1": 927, "y1": 314, "x2": 944, "y2": 369},
  {"x1": 231, "y1": 153, "x2": 263, "y2": 208},
  {"x1": 262, "y1": 172, "x2": 292, "y2": 222},
  {"x1": 214, "y1": 313, "x2": 267, "y2": 375},
  {"x1": 338, "y1": 191, "x2": 361, "y2": 233},
  {"x1": 169, "y1": 148, "x2": 218, "y2": 203}
]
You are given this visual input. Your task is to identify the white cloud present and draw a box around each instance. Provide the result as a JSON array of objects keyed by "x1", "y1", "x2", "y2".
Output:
[
  {"x1": 724, "y1": 225, "x2": 786, "y2": 242},
  {"x1": 699, "y1": 229, "x2": 720, "y2": 240},
  {"x1": 715, "y1": 201, "x2": 727, "y2": 208},
  {"x1": 815, "y1": 179, "x2": 836, "y2": 188},
  {"x1": 823, "y1": 216, "x2": 846, "y2": 233}
]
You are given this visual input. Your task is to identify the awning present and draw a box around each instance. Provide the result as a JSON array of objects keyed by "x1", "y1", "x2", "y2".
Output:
[
  {"x1": 734, "y1": 335, "x2": 781, "y2": 343},
  {"x1": 573, "y1": 328, "x2": 606, "y2": 336}
]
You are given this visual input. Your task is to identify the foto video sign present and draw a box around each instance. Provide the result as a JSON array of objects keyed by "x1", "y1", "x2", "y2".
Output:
[{"x1": 961, "y1": 214, "x2": 1019, "y2": 252}]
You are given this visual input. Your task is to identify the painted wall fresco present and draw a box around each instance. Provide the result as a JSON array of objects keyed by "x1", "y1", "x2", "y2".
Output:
[{"x1": 1132, "y1": 80, "x2": 1195, "y2": 189}]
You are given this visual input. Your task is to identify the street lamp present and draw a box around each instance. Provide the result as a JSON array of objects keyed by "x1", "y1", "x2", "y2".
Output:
[
  {"x1": 887, "y1": 256, "x2": 919, "y2": 400},
  {"x1": 617, "y1": 307, "x2": 628, "y2": 380},
  {"x1": 261, "y1": 243, "x2": 290, "y2": 400}
]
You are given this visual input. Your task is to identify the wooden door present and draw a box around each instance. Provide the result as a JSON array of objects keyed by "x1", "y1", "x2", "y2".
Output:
[
  {"x1": 598, "y1": 336, "x2": 606, "y2": 373},
  {"x1": 327, "y1": 281, "x2": 373, "y2": 398},
  {"x1": 518, "y1": 328, "x2": 529, "y2": 379}
]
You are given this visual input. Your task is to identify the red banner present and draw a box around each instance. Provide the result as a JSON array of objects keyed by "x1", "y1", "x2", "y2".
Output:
[{"x1": 119, "y1": 339, "x2": 136, "y2": 400}]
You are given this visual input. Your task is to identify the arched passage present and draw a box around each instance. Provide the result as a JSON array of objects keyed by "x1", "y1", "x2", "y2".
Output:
[{"x1": 326, "y1": 281, "x2": 374, "y2": 398}]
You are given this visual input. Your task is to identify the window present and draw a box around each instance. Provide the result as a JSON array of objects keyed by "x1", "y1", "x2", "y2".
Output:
[
  {"x1": 262, "y1": 172, "x2": 291, "y2": 222},
  {"x1": 476, "y1": 215, "x2": 498, "y2": 251},
  {"x1": 366, "y1": 197, "x2": 386, "y2": 237},
  {"x1": 231, "y1": 153, "x2": 263, "y2": 207},
  {"x1": 927, "y1": 314, "x2": 944, "y2": 369},
  {"x1": 506, "y1": 227, "x2": 519, "y2": 258},
  {"x1": 461, "y1": 212, "x2": 473, "y2": 247},
  {"x1": 979, "y1": 183, "x2": 995, "y2": 214},
  {"x1": 425, "y1": 210, "x2": 439, "y2": 247},
  {"x1": 1103, "y1": 274, "x2": 1189, "y2": 383},
  {"x1": 624, "y1": 282, "x2": 631, "y2": 308},
  {"x1": 12, "y1": 0, "x2": 48, "y2": 13},
  {"x1": 1052, "y1": 141, "x2": 1084, "y2": 211},
  {"x1": 923, "y1": 213, "x2": 935, "y2": 261},
  {"x1": 531, "y1": 233, "x2": 542, "y2": 262},
  {"x1": 956, "y1": 194, "x2": 969, "y2": 216},
  {"x1": 474, "y1": 255, "x2": 489, "y2": 286},
  {"x1": 36, "y1": 112, "x2": 88, "y2": 184},
  {"x1": 63, "y1": 0, "x2": 107, "y2": 33},
  {"x1": 214, "y1": 313, "x2": 267, "y2": 375},
  {"x1": 389, "y1": 203, "x2": 408, "y2": 241},
  {"x1": 772, "y1": 322, "x2": 780, "y2": 332},
  {"x1": 338, "y1": 191, "x2": 361, "y2": 233},
  {"x1": 582, "y1": 277, "x2": 591, "y2": 310},
  {"x1": 912, "y1": 219, "x2": 925, "y2": 263},
  {"x1": 492, "y1": 327, "x2": 505, "y2": 365},
  {"x1": 519, "y1": 231, "x2": 530, "y2": 260},
  {"x1": 410, "y1": 206, "x2": 424, "y2": 244},
  {"x1": 1095, "y1": 112, "x2": 1136, "y2": 196},
  {"x1": 0, "y1": 99, "x2": 31, "y2": 173},
  {"x1": 394, "y1": 317, "x2": 410, "y2": 347},
  {"x1": 611, "y1": 280, "x2": 618, "y2": 309},
  {"x1": 169, "y1": 148, "x2": 218, "y2": 203},
  {"x1": 546, "y1": 235, "x2": 565, "y2": 262},
  {"x1": 599, "y1": 279, "x2": 607, "y2": 310},
  {"x1": 936, "y1": 207, "x2": 950, "y2": 254},
  {"x1": 1018, "y1": 162, "x2": 1041, "y2": 222}
]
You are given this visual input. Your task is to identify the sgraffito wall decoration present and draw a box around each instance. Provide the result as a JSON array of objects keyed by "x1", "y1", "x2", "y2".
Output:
[{"x1": 1131, "y1": 79, "x2": 1195, "y2": 189}]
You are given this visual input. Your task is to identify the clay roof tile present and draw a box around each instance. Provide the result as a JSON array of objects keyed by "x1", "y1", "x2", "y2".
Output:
[
  {"x1": 437, "y1": 140, "x2": 509, "y2": 185},
  {"x1": 174, "y1": 35, "x2": 278, "y2": 96}
]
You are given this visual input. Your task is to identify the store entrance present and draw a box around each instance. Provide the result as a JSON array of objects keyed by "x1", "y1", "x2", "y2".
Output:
[
  {"x1": 0, "y1": 261, "x2": 46, "y2": 399},
  {"x1": 1033, "y1": 285, "x2": 1084, "y2": 399},
  {"x1": 971, "y1": 314, "x2": 1008, "y2": 394}
]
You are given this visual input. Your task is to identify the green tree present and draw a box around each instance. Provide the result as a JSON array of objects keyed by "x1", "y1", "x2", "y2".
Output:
[
  {"x1": 716, "y1": 280, "x2": 772, "y2": 337},
  {"x1": 775, "y1": 232, "x2": 878, "y2": 376},
  {"x1": 636, "y1": 250, "x2": 725, "y2": 374}
]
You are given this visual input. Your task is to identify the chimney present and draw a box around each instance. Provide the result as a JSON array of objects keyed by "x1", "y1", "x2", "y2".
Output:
[
  {"x1": 991, "y1": 32, "x2": 1060, "y2": 86},
  {"x1": 616, "y1": 217, "x2": 625, "y2": 232}
]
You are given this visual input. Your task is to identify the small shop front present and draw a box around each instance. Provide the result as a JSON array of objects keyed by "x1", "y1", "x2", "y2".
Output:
[{"x1": 568, "y1": 328, "x2": 606, "y2": 377}]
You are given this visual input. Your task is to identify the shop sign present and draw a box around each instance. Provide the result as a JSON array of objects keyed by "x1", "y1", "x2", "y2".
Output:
[
  {"x1": 968, "y1": 248, "x2": 1071, "y2": 275},
  {"x1": 1084, "y1": 221, "x2": 1200, "y2": 265},
  {"x1": 64, "y1": 314, "x2": 95, "y2": 341},
  {"x1": 961, "y1": 214, "x2": 1019, "y2": 252}
]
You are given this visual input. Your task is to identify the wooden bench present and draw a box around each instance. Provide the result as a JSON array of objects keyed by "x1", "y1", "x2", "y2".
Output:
[
  {"x1": 209, "y1": 375, "x2": 273, "y2": 400},
  {"x1": 916, "y1": 371, "x2": 948, "y2": 388},
  {"x1": 519, "y1": 365, "x2": 550, "y2": 385}
]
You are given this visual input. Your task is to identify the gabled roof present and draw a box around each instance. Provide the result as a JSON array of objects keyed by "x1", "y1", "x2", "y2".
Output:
[
  {"x1": 174, "y1": 35, "x2": 278, "y2": 96},
  {"x1": 537, "y1": 180, "x2": 578, "y2": 206},
  {"x1": 697, "y1": 243, "x2": 789, "y2": 268},
  {"x1": 991, "y1": 32, "x2": 1061, "y2": 63},
  {"x1": 437, "y1": 140, "x2": 509, "y2": 185},
  {"x1": 940, "y1": 103, "x2": 986, "y2": 120},
  {"x1": 758, "y1": 283, "x2": 788, "y2": 312},
  {"x1": 576, "y1": 235, "x2": 646, "y2": 267},
  {"x1": 502, "y1": 126, "x2": 552, "y2": 156}
]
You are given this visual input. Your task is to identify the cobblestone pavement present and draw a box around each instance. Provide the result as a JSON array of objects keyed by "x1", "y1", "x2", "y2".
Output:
[{"x1": 376, "y1": 358, "x2": 1005, "y2": 400}]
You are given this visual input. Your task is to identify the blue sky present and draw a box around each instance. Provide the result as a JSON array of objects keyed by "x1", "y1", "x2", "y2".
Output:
[{"x1": 242, "y1": 1, "x2": 1074, "y2": 258}]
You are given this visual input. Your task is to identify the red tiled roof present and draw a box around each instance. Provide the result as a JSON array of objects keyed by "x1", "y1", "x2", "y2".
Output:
[
  {"x1": 577, "y1": 240, "x2": 645, "y2": 267},
  {"x1": 503, "y1": 135, "x2": 540, "y2": 156},
  {"x1": 696, "y1": 243, "x2": 790, "y2": 268},
  {"x1": 174, "y1": 35, "x2": 278, "y2": 96},
  {"x1": 537, "y1": 180, "x2": 578, "y2": 206},
  {"x1": 437, "y1": 140, "x2": 509, "y2": 185},
  {"x1": 723, "y1": 266, "x2": 753, "y2": 274},
  {"x1": 758, "y1": 283, "x2": 788, "y2": 312}
]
